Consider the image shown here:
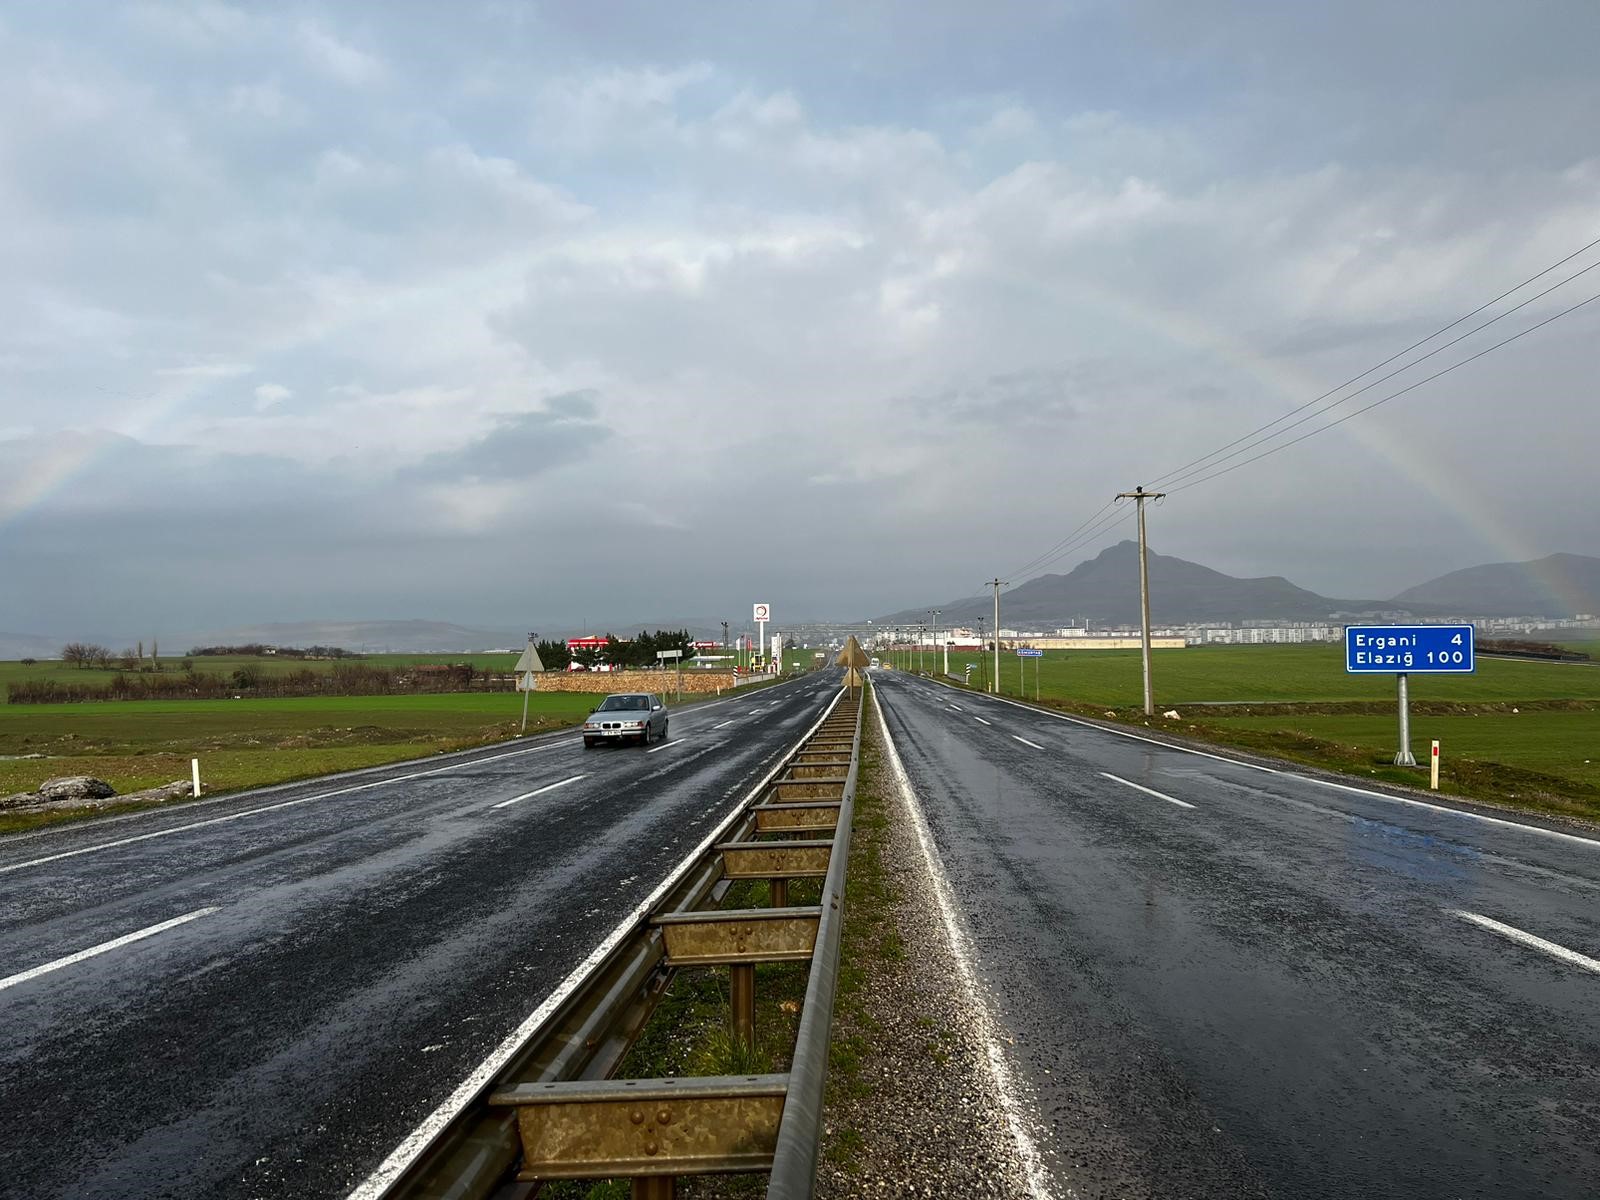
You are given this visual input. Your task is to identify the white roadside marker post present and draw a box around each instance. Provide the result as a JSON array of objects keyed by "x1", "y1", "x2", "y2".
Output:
[
  {"x1": 1431, "y1": 740, "x2": 1441, "y2": 790},
  {"x1": 191, "y1": 758, "x2": 201, "y2": 797}
]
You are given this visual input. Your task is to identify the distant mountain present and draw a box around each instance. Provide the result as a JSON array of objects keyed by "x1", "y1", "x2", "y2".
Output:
[
  {"x1": 1391, "y1": 553, "x2": 1600, "y2": 619},
  {"x1": 876, "y1": 541, "x2": 1375, "y2": 628}
]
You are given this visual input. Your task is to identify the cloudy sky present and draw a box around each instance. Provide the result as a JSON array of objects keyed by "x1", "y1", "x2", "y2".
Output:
[{"x1": 2, "y1": 1, "x2": 1597, "y2": 641}]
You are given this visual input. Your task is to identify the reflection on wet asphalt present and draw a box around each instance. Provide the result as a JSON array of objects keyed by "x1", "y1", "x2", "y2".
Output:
[
  {"x1": 0, "y1": 674, "x2": 836, "y2": 1200},
  {"x1": 876, "y1": 671, "x2": 1600, "y2": 1200}
]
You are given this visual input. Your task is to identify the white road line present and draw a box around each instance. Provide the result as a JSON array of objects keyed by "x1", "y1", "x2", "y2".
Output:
[
  {"x1": 1449, "y1": 910, "x2": 1600, "y2": 975},
  {"x1": 0, "y1": 906, "x2": 220, "y2": 993},
  {"x1": 646, "y1": 740, "x2": 687, "y2": 754},
  {"x1": 953, "y1": 686, "x2": 1600, "y2": 851},
  {"x1": 490, "y1": 775, "x2": 588, "y2": 810},
  {"x1": 948, "y1": 704, "x2": 964, "y2": 712},
  {"x1": 346, "y1": 686, "x2": 848, "y2": 1200},
  {"x1": 1100, "y1": 772, "x2": 1195, "y2": 810},
  {"x1": 876, "y1": 696, "x2": 1060, "y2": 1199},
  {"x1": 0, "y1": 740, "x2": 581, "y2": 876},
  {"x1": 712, "y1": 720, "x2": 734, "y2": 729},
  {"x1": 973, "y1": 716, "x2": 993, "y2": 727},
  {"x1": 1012, "y1": 736, "x2": 1046, "y2": 751}
]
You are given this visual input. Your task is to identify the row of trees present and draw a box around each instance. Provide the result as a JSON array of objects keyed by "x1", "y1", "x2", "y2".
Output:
[
  {"x1": 60, "y1": 641, "x2": 170, "y2": 670},
  {"x1": 533, "y1": 630, "x2": 699, "y2": 672}
]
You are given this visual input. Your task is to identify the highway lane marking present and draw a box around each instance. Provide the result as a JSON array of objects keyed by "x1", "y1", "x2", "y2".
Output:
[
  {"x1": 490, "y1": 775, "x2": 589, "y2": 810},
  {"x1": 1100, "y1": 772, "x2": 1195, "y2": 810},
  {"x1": 948, "y1": 703, "x2": 964, "y2": 712},
  {"x1": 973, "y1": 716, "x2": 993, "y2": 726},
  {"x1": 646, "y1": 739, "x2": 689, "y2": 754},
  {"x1": 957, "y1": 687, "x2": 1600, "y2": 850},
  {"x1": 0, "y1": 906, "x2": 220, "y2": 993},
  {"x1": 1012, "y1": 736, "x2": 1046, "y2": 750},
  {"x1": 875, "y1": 692, "x2": 1061, "y2": 1198},
  {"x1": 712, "y1": 720, "x2": 734, "y2": 729},
  {"x1": 346, "y1": 686, "x2": 849, "y2": 1200},
  {"x1": 0, "y1": 740, "x2": 582, "y2": 876},
  {"x1": 1449, "y1": 910, "x2": 1600, "y2": 975}
]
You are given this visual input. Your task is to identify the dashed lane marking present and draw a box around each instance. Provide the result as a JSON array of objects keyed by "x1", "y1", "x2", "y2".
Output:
[
  {"x1": 0, "y1": 741, "x2": 582, "y2": 876},
  {"x1": 1099, "y1": 772, "x2": 1195, "y2": 810},
  {"x1": 1012, "y1": 736, "x2": 1046, "y2": 750},
  {"x1": 973, "y1": 717, "x2": 993, "y2": 727},
  {"x1": 0, "y1": 906, "x2": 221, "y2": 993},
  {"x1": 1449, "y1": 909, "x2": 1600, "y2": 975},
  {"x1": 490, "y1": 775, "x2": 589, "y2": 810}
]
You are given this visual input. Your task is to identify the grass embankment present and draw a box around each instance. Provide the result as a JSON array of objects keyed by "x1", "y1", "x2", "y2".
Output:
[
  {"x1": 921, "y1": 642, "x2": 1600, "y2": 822},
  {"x1": 0, "y1": 651, "x2": 527, "y2": 691},
  {"x1": 0, "y1": 692, "x2": 596, "y2": 834}
]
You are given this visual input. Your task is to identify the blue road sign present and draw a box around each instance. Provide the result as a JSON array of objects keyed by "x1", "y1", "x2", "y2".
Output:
[
  {"x1": 1015, "y1": 648, "x2": 1044, "y2": 657},
  {"x1": 1345, "y1": 624, "x2": 1475, "y2": 673}
]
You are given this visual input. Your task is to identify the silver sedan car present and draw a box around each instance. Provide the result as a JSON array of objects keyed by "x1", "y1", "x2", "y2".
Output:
[{"x1": 582, "y1": 693, "x2": 669, "y2": 748}]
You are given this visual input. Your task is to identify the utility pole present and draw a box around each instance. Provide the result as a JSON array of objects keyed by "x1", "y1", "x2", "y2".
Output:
[
  {"x1": 976, "y1": 616, "x2": 987, "y2": 692},
  {"x1": 986, "y1": 579, "x2": 1006, "y2": 694},
  {"x1": 1115, "y1": 486, "x2": 1166, "y2": 717},
  {"x1": 933, "y1": 609, "x2": 941, "y2": 678},
  {"x1": 721, "y1": 620, "x2": 729, "y2": 650}
]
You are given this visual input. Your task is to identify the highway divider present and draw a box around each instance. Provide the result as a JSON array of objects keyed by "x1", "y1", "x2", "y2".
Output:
[{"x1": 368, "y1": 680, "x2": 864, "y2": 1200}]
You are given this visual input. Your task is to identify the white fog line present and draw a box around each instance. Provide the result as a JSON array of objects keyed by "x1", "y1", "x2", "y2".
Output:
[
  {"x1": 973, "y1": 716, "x2": 993, "y2": 727},
  {"x1": 1012, "y1": 736, "x2": 1046, "y2": 751},
  {"x1": 0, "y1": 741, "x2": 583, "y2": 876},
  {"x1": 877, "y1": 697, "x2": 1059, "y2": 1199},
  {"x1": 1450, "y1": 910, "x2": 1600, "y2": 975},
  {"x1": 0, "y1": 906, "x2": 220, "y2": 993},
  {"x1": 346, "y1": 687, "x2": 847, "y2": 1200},
  {"x1": 1100, "y1": 772, "x2": 1195, "y2": 810},
  {"x1": 490, "y1": 775, "x2": 589, "y2": 810}
]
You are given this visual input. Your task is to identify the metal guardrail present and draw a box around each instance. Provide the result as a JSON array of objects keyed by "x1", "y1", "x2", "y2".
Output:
[{"x1": 372, "y1": 679, "x2": 865, "y2": 1200}]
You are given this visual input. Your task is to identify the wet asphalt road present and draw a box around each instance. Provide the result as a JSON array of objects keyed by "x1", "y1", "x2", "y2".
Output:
[
  {"x1": 874, "y1": 670, "x2": 1600, "y2": 1200},
  {"x1": 0, "y1": 673, "x2": 839, "y2": 1200}
]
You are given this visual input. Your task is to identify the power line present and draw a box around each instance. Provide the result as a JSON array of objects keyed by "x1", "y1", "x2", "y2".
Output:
[
  {"x1": 1005, "y1": 499, "x2": 1118, "y2": 579},
  {"x1": 1153, "y1": 255, "x2": 1600, "y2": 491},
  {"x1": 1168, "y1": 289, "x2": 1600, "y2": 495},
  {"x1": 1146, "y1": 232, "x2": 1600, "y2": 490}
]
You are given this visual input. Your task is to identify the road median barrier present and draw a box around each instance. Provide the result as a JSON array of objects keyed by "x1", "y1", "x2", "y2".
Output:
[{"x1": 367, "y1": 681, "x2": 864, "y2": 1200}]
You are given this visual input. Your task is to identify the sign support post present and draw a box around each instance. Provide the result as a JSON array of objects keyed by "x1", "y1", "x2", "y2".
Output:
[
  {"x1": 1394, "y1": 673, "x2": 1417, "y2": 766},
  {"x1": 753, "y1": 603, "x2": 770, "y2": 675},
  {"x1": 514, "y1": 634, "x2": 545, "y2": 734}
]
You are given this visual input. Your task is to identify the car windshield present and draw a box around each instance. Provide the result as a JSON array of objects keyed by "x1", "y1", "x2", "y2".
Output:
[{"x1": 598, "y1": 696, "x2": 648, "y2": 711}]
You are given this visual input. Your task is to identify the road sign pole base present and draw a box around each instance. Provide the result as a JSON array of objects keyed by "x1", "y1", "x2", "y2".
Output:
[{"x1": 1393, "y1": 750, "x2": 1418, "y2": 767}]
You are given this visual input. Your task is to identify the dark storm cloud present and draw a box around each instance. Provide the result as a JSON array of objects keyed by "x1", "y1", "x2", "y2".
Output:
[{"x1": 403, "y1": 394, "x2": 609, "y2": 482}]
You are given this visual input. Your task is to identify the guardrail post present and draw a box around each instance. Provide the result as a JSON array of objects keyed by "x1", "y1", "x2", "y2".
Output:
[{"x1": 730, "y1": 963, "x2": 756, "y2": 1051}]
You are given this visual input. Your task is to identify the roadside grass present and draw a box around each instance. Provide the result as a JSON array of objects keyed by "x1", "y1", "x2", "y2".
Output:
[{"x1": 903, "y1": 642, "x2": 1600, "y2": 822}]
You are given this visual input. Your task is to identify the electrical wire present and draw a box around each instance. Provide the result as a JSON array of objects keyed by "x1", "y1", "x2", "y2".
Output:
[
  {"x1": 1168, "y1": 289, "x2": 1600, "y2": 495},
  {"x1": 1145, "y1": 232, "x2": 1600, "y2": 490}
]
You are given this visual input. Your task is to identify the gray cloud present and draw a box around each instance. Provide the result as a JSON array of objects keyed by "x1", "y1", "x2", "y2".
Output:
[{"x1": 1, "y1": 1, "x2": 1597, "y2": 642}]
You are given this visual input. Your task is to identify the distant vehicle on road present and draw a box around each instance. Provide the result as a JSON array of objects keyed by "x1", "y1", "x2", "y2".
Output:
[
  {"x1": 870, "y1": 657, "x2": 881, "y2": 668},
  {"x1": 582, "y1": 693, "x2": 668, "y2": 748}
]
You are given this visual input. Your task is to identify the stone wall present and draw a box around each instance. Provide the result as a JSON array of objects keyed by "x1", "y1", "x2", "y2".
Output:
[{"x1": 532, "y1": 669, "x2": 748, "y2": 695}]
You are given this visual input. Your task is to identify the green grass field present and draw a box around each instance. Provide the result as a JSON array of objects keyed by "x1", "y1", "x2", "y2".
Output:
[
  {"x1": 0, "y1": 651, "x2": 527, "y2": 691},
  {"x1": 900, "y1": 641, "x2": 1600, "y2": 822}
]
